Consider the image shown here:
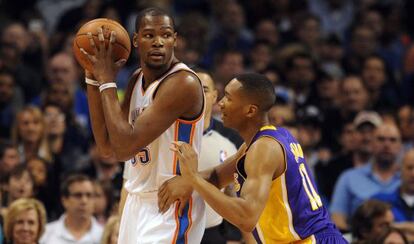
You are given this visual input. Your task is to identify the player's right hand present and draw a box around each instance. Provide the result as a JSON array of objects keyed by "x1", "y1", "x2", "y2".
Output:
[{"x1": 158, "y1": 176, "x2": 193, "y2": 216}]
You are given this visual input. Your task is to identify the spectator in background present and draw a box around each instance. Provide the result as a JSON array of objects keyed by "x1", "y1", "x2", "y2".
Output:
[
  {"x1": 0, "y1": 27, "x2": 43, "y2": 102},
  {"x1": 42, "y1": 103, "x2": 88, "y2": 174},
  {"x1": 101, "y1": 215, "x2": 120, "y2": 244},
  {"x1": 344, "y1": 25, "x2": 378, "y2": 74},
  {"x1": 296, "y1": 105, "x2": 329, "y2": 174},
  {"x1": 293, "y1": 13, "x2": 322, "y2": 56},
  {"x1": 317, "y1": 34, "x2": 345, "y2": 78},
  {"x1": 397, "y1": 105, "x2": 414, "y2": 153},
  {"x1": 81, "y1": 144, "x2": 123, "y2": 196},
  {"x1": 212, "y1": 49, "x2": 245, "y2": 96},
  {"x1": 40, "y1": 174, "x2": 103, "y2": 244},
  {"x1": 330, "y1": 123, "x2": 402, "y2": 231},
  {"x1": 4, "y1": 198, "x2": 47, "y2": 244},
  {"x1": 254, "y1": 19, "x2": 279, "y2": 48},
  {"x1": 350, "y1": 199, "x2": 394, "y2": 243},
  {"x1": 373, "y1": 149, "x2": 414, "y2": 223},
  {"x1": 26, "y1": 156, "x2": 60, "y2": 221},
  {"x1": 361, "y1": 55, "x2": 400, "y2": 111},
  {"x1": 284, "y1": 51, "x2": 318, "y2": 107},
  {"x1": 322, "y1": 75, "x2": 370, "y2": 152},
  {"x1": 0, "y1": 140, "x2": 20, "y2": 182},
  {"x1": 248, "y1": 41, "x2": 273, "y2": 73},
  {"x1": 308, "y1": 0, "x2": 355, "y2": 39},
  {"x1": 202, "y1": 0, "x2": 253, "y2": 68},
  {"x1": 367, "y1": 227, "x2": 409, "y2": 244},
  {"x1": 43, "y1": 52, "x2": 90, "y2": 132},
  {"x1": 93, "y1": 180, "x2": 115, "y2": 225},
  {"x1": 11, "y1": 106, "x2": 51, "y2": 163},
  {"x1": 306, "y1": 71, "x2": 341, "y2": 113},
  {"x1": 2, "y1": 164, "x2": 35, "y2": 215},
  {"x1": 0, "y1": 68, "x2": 23, "y2": 139},
  {"x1": 316, "y1": 111, "x2": 382, "y2": 202}
]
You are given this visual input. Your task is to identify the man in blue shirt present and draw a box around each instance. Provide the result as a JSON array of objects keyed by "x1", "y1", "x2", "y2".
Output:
[
  {"x1": 330, "y1": 123, "x2": 402, "y2": 231},
  {"x1": 373, "y1": 149, "x2": 414, "y2": 222}
]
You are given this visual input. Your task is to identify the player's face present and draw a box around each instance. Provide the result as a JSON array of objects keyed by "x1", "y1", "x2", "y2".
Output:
[
  {"x1": 218, "y1": 79, "x2": 248, "y2": 129},
  {"x1": 134, "y1": 15, "x2": 176, "y2": 69}
]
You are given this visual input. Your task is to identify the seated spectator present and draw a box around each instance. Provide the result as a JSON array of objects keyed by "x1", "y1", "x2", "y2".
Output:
[
  {"x1": 373, "y1": 149, "x2": 414, "y2": 222},
  {"x1": 0, "y1": 68, "x2": 23, "y2": 139},
  {"x1": 42, "y1": 103, "x2": 88, "y2": 174},
  {"x1": 361, "y1": 55, "x2": 400, "y2": 111},
  {"x1": 0, "y1": 140, "x2": 20, "y2": 183},
  {"x1": 350, "y1": 199, "x2": 394, "y2": 243},
  {"x1": 93, "y1": 180, "x2": 115, "y2": 225},
  {"x1": 4, "y1": 198, "x2": 47, "y2": 244},
  {"x1": 11, "y1": 106, "x2": 51, "y2": 163},
  {"x1": 330, "y1": 123, "x2": 402, "y2": 231},
  {"x1": 101, "y1": 215, "x2": 120, "y2": 244},
  {"x1": 26, "y1": 156, "x2": 60, "y2": 221},
  {"x1": 1, "y1": 164, "x2": 35, "y2": 216},
  {"x1": 316, "y1": 111, "x2": 382, "y2": 201},
  {"x1": 40, "y1": 174, "x2": 103, "y2": 244}
]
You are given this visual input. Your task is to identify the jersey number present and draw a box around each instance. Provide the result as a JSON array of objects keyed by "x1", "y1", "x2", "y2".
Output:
[
  {"x1": 131, "y1": 147, "x2": 151, "y2": 165},
  {"x1": 290, "y1": 143, "x2": 323, "y2": 211}
]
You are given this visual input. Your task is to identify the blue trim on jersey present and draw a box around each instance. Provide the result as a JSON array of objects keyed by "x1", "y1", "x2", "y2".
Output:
[
  {"x1": 252, "y1": 229, "x2": 263, "y2": 244},
  {"x1": 176, "y1": 122, "x2": 193, "y2": 175},
  {"x1": 176, "y1": 202, "x2": 191, "y2": 244}
]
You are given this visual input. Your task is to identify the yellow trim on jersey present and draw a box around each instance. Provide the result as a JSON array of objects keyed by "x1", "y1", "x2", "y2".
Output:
[
  {"x1": 257, "y1": 174, "x2": 300, "y2": 243},
  {"x1": 260, "y1": 125, "x2": 277, "y2": 131}
]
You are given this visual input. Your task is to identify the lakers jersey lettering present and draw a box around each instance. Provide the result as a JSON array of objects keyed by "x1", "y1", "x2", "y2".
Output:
[{"x1": 235, "y1": 126, "x2": 335, "y2": 243}]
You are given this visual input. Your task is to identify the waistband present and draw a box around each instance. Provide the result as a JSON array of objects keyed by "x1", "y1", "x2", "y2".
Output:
[{"x1": 128, "y1": 190, "x2": 158, "y2": 199}]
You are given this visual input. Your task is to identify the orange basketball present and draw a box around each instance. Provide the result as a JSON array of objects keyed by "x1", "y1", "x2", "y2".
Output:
[{"x1": 73, "y1": 18, "x2": 131, "y2": 72}]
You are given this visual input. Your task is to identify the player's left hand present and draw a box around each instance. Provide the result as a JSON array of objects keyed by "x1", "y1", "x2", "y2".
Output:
[{"x1": 170, "y1": 141, "x2": 198, "y2": 180}]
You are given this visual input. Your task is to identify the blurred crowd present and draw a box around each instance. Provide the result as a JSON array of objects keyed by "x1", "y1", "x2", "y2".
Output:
[{"x1": 1, "y1": 0, "x2": 414, "y2": 243}]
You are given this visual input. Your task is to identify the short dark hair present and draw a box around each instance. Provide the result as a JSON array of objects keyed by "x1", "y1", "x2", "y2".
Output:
[
  {"x1": 234, "y1": 73, "x2": 276, "y2": 111},
  {"x1": 135, "y1": 7, "x2": 175, "y2": 32},
  {"x1": 8, "y1": 163, "x2": 34, "y2": 184},
  {"x1": 351, "y1": 199, "x2": 391, "y2": 239},
  {"x1": 0, "y1": 140, "x2": 16, "y2": 159},
  {"x1": 60, "y1": 174, "x2": 92, "y2": 197}
]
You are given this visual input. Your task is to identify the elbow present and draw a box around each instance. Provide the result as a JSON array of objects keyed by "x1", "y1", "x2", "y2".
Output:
[
  {"x1": 97, "y1": 145, "x2": 114, "y2": 159},
  {"x1": 113, "y1": 148, "x2": 132, "y2": 162}
]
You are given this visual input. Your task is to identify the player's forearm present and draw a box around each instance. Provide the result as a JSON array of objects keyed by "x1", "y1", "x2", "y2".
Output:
[
  {"x1": 99, "y1": 88, "x2": 136, "y2": 160},
  {"x1": 86, "y1": 85, "x2": 114, "y2": 158},
  {"x1": 191, "y1": 174, "x2": 258, "y2": 232}
]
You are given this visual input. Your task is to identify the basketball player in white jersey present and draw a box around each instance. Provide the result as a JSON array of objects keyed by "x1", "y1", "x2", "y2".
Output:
[{"x1": 80, "y1": 7, "x2": 206, "y2": 244}]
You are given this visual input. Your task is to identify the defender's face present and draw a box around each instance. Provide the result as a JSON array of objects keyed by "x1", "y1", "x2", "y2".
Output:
[
  {"x1": 134, "y1": 15, "x2": 176, "y2": 69},
  {"x1": 218, "y1": 79, "x2": 246, "y2": 129}
]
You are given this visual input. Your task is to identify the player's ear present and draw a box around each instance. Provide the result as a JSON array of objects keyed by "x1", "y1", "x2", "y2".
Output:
[
  {"x1": 246, "y1": 104, "x2": 259, "y2": 118},
  {"x1": 133, "y1": 33, "x2": 139, "y2": 48},
  {"x1": 173, "y1": 32, "x2": 177, "y2": 47}
]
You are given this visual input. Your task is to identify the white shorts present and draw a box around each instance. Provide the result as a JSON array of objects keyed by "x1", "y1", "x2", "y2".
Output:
[{"x1": 118, "y1": 191, "x2": 206, "y2": 244}]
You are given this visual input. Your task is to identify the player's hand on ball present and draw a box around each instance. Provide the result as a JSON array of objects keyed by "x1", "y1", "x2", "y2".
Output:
[
  {"x1": 170, "y1": 141, "x2": 198, "y2": 180},
  {"x1": 158, "y1": 176, "x2": 193, "y2": 216},
  {"x1": 80, "y1": 28, "x2": 126, "y2": 83}
]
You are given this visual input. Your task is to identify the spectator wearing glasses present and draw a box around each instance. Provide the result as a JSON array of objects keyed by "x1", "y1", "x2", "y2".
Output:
[{"x1": 40, "y1": 174, "x2": 103, "y2": 244}]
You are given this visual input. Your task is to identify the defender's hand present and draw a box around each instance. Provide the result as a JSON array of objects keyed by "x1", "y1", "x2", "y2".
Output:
[
  {"x1": 158, "y1": 176, "x2": 193, "y2": 216},
  {"x1": 170, "y1": 141, "x2": 199, "y2": 180}
]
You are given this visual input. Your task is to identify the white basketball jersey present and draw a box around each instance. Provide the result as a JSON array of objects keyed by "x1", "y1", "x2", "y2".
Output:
[{"x1": 124, "y1": 63, "x2": 205, "y2": 194}]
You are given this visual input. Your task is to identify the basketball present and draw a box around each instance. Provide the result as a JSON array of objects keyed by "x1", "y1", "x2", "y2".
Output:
[{"x1": 73, "y1": 18, "x2": 131, "y2": 72}]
